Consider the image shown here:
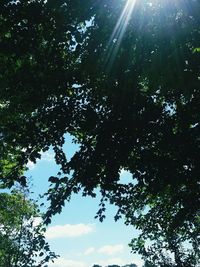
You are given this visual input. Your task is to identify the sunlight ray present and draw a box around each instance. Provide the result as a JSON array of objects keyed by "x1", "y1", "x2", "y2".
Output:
[{"x1": 105, "y1": 0, "x2": 137, "y2": 72}]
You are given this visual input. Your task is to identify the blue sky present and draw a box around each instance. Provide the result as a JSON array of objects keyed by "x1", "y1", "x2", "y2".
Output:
[{"x1": 26, "y1": 135, "x2": 143, "y2": 267}]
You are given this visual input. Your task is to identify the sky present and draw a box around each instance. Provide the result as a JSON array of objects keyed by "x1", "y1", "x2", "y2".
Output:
[{"x1": 25, "y1": 134, "x2": 144, "y2": 267}]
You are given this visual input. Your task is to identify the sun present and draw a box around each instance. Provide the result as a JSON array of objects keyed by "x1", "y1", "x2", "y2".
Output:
[{"x1": 105, "y1": 0, "x2": 159, "y2": 71}]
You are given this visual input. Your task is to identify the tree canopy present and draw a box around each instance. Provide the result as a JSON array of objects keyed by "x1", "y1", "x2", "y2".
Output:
[
  {"x1": 0, "y1": 0, "x2": 200, "y2": 266},
  {"x1": 0, "y1": 188, "x2": 57, "y2": 266}
]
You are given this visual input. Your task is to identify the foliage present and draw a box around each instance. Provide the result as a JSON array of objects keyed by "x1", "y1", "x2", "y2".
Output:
[
  {"x1": 0, "y1": 188, "x2": 57, "y2": 266},
  {"x1": 0, "y1": 0, "x2": 92, "y2": 186},
  {"x1": 0, "y1": 0, "x2": 200, "y2": 266}
]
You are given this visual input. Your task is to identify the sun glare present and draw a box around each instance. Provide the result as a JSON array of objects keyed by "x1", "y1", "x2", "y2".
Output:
[{"x1": 105, "y1": 0, "x2": 137, "y2": 71}]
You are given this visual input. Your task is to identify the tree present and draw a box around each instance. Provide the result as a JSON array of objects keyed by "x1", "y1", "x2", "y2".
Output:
[
  {"x1": 46, "y1": 2, "x2": 200, "y2": 265},
  {"x1": 0, "y1": 0, "x2": 94, "y2": 186},
  {"x1": 0, "y1": 189, "x2": 57, "y2": 266},
  {"x1": 0, "y1": 0, "x2": 200, "y2": 266}
]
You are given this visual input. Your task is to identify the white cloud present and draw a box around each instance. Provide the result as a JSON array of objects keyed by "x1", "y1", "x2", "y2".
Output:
[
  {"x1": 26, "y1": 151, "x2": 54, "y2": 170},
  {"x1": 45, "y1": 223, "x2": 95, "y2": 239},
  {"x1": 27, "y1": 160, "x2": 36, "y2": 170},
  {"x1": 132, "y1": 259, "x2": 144, "y2": 267},
  {"x1": 40, "y1": 151, "x2": 54, "y2": 162},
  {"x1": 98, "y1": 257, "x2": 126, "y2": 266},
  {"x1": 49, "y1": 257, "x2": 87, "y2": 267},
  {"x1": 98, "y1": 244, "x2": 124, "y2": 255},
  {"x1": 49, "y1": 256, "x2": 143, "y2": 267},
  {"x1": 83, "y1": 247, "x2": 95, "y2": 255},
  {"x1": 32, "y1": 217, "x2": 42, "y2": 227},
  {"x1": 98, "y1": 257, "x2": 143, "y2": 267}
]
